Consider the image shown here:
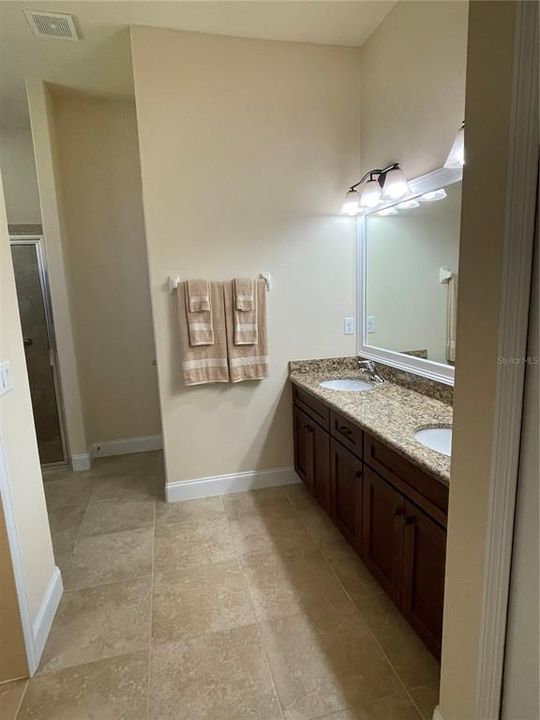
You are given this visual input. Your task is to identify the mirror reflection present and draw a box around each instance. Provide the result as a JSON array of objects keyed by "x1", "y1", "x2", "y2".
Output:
[{"x1": 366, "y1": 181, "x2": 461, "y2": 365}]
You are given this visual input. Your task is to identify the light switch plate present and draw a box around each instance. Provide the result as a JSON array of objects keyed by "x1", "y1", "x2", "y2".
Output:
[
  {"x1": 0, "y1": 361, "x2": 13, "y2": 396},
  {"x1": 344, "y1": 317, "x2": 356, "y2": 335},
  {"x1": 367, "y1": 316, "x2": 376, "y2": 334}
]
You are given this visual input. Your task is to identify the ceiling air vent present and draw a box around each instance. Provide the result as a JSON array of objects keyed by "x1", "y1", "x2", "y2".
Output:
[{"x1": 24, "y1": 9, "x2": 80, "y2": 40}]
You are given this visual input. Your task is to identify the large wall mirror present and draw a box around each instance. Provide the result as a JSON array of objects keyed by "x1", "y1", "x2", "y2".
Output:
[{"x1": 357, "y1": 167, "x2": 463, "y2": 384}]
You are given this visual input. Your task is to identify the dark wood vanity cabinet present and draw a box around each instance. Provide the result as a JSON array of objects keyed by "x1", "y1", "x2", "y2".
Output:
[
  {"x1": 292, "y1": 385, "x2": 448, "y2": 659},
  {"x1": 330, "y1": 438, "x2": 363, "y2": 551},
  {"x1": 293, "y1": 405, "x2": 331, "y2": 512}
]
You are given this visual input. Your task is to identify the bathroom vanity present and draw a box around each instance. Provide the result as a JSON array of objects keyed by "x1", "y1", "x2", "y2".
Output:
[{"x1": 290, "y1": 359, "x2": 452, "y2": 659}]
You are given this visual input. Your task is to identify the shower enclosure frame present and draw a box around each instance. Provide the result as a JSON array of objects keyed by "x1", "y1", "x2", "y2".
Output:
[{"x1": 9, "y1": 234, "x2": 69, "y2": 467}]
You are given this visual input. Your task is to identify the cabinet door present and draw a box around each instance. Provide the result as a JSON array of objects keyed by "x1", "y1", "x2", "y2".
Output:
[
  {"x1": 402, "y1": 500, "x2": 447, "y2": 657},
  {"x1": 330, "y1": 439, "x2": 363, "y2": 551},
  {"x1": 293, "y1": 406, "x2": 330, "y2": 510},
  {"x1": 362, "y1": 466, "x2": 405, "y2": 602}
]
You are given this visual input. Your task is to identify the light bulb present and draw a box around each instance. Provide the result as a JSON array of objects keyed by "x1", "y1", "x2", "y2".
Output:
[
  {"x1": 397, "y1": 199, "x2": 420, "y2": 210},
  {"x1": 444, "y1": 125, "x2": 465, "y2": 168},
  {"x1": 341, "y1": 189, "x2": 361, "y2": 216},
  {"x1": 419, "y1": 189, "x2": 447, "y2": 202},
  {"x1": 381, "y1": 166, "x2": 410, "y2": 200},
  {"x1": 359, "y1": 179, "x2": 382, "y2": 208}
]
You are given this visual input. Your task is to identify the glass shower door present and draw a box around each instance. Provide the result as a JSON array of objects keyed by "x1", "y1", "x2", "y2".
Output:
[{"x1": 10, "y1": 240, "x2": 66, "y2": 465}]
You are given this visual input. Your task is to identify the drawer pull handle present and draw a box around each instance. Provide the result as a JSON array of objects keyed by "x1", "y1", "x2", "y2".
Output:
[{"x1": 338, "y1": 424, "x2": 352, "y2": 436}]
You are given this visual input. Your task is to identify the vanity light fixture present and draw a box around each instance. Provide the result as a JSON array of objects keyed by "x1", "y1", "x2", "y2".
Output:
[
  {"x1": 419, "y1": 189, "x2": 447, "y2": 202},
  {"x1": 341, "y1": 162, "x2": 410, "y2": 215},
  {"x1": 444, "y1": 121, "x2": 465, "y2": 168},
  {"x1": 397, "y1": 199, "x2": 420, "y2": 210}
]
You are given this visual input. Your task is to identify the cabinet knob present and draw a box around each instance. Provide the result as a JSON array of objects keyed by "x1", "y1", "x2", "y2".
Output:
[
  {"x1": 394, "y1": 507, "x2": 403, "y2": 517},
  {"x1": 337, "y1": 424, "x2": 352, "y2": 436}
]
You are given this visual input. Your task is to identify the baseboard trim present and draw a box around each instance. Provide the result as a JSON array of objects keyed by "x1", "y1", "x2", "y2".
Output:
[
  {"x1": 166, "y1": 465, "x2": 300, "y2": 502},
  {"x1": 31, "y1": 566, "x2": 63, "y2": 672},
  {"x1": 90, "y1": 434, "x2": 163, "y2": 460},
  {"x1": 432, "y1": 706, "x2": 445, "y2": 720},
  {"x1": 71, "y1": 453, "x2": 91, "y2": 472}
]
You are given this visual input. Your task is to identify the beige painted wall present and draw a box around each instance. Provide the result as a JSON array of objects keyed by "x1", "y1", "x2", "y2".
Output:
[
  {"x1": 0, "y1": 168, "x2": 56, "y2": 623},
  {"x1": 52, "y1": 92, "x2": 160, "y2": 445},
  {"x1": 131, "y1": 27, "x2": 360, "y2": 484},
  {"x1": 0, "y1": 127, "x2": 41, "y2": 225},
  {"x1": 26, "y1": 80, "x2": 88, "y2": 460},
  {"x1": 360, "y1": 0, "x2": 468, "y2": 180},
  {"x1": 439, "y1": 3, "x2": 522, "y2": 718},
  {"x1": 367, "y1": 181, "x2": 461, "y2": 363}
]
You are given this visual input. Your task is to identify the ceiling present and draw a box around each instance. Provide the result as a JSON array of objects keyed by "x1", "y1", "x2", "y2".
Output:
[{"x1": 0, "y1": 0, "x2": 396, "y2": 128}]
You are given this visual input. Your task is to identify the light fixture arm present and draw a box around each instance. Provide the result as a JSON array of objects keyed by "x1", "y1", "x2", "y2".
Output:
[{"x1": 348, "y1": 163, "x2": 400, "y2": 191}]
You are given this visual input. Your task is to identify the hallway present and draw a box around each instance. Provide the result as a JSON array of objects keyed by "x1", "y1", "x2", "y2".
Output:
[{"x1": 3, "y1": 453, "x2": 439, "y2": 720}]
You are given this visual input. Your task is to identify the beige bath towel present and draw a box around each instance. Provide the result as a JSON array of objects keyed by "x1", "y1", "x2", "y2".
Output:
[
  {"x1": 233, "y1": 278, "x2": 257, "y2": 345},
  {"x1": 224, "y1": 279, "x2": 269, "y2": 382},
  {"x1": 178, "y1": 281, "x2": 229, "y2": 385},
  {"x1": 446, "y1": 274, "x2": 458, "y2": 364},
  {"x1": 184, "y1": 280, "x2": 213, "y2": 346},
  {"x1": 234, "y1": 277, "x2": 254, "y2": 311},
  {"x1": 187, "y1": 279, "x2": 211, "y2": 312}
]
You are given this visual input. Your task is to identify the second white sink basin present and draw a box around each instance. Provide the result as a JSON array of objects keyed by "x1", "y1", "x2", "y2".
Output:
[
  {"x1": 320, "y1": 378, "x2": 373, "y2": 392},
  {"x1": 414, "y1": 427, "x2": 452, "y2": 456}
]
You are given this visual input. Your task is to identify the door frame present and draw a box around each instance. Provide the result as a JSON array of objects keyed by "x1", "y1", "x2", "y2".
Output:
[{"x1": 9, "y1": 235, "x2": 69, "y2": 467}]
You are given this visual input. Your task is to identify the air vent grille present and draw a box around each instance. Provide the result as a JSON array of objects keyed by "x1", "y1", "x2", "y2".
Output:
[{"x1": 24, "y1": 9, "x2": 80, "y2": 40}]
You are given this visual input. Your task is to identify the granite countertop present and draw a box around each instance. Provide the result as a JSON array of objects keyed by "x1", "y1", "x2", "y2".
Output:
[{"x1": 289, "y1": 359, "x2": 452, "y2": 485}]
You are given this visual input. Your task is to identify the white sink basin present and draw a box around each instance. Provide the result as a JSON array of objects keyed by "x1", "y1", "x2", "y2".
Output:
[
  {"x1": 414, "y1": 427, "x2": 452, "y2": 456},
  {"x1": 319, "y1": 378, "x2": 373, "y2": 392}
]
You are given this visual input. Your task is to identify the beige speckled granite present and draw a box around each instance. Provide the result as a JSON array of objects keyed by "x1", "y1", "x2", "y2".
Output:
[
  {"x1": 289, "y1": 357, "x2": 453, "y2": 405},
  {"x1": 289, "y1": 359, "x2": 452, "y2": 485}
]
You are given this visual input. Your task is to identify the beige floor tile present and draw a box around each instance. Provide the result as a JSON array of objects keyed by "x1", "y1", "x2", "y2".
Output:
[
  {"x1": 223, "y1": 486, "x2": 295, "y2": 519},
  {"x1": 91, "y1": 473, "x2": 160, "y2": 501},
  {"x1": 286, "y1": 482, "x2": 319, "y2": 511},
  {"x1": 39, "y1": 578, "x2": 151, "y2": 673},
  {"x1": 0, "y1": 679, "x2": 28, "y2": 720},
  {"x1": 91, "y1": 451, "x2": 163, "y2": 480},
  {"x1": 152, "y1": 559, "x2": 255, "y2": 643},
  {"x1": 155, "y1": 495, "x2": 226, "y2": 526},
  {"x1": 229, "y1": 512, "x2": 315, "y2": 558},
  {"x1": 297, "y1": 504, "x2": 349, "y2": 547},
  {"x1": 409, "y1": 682, "x2": 440, "y2": 720},
  {"x1": 18, "y1": 651, "x2": 148, "y2": 720},
  {"x1": 80, "y1": 497, "x2": 155, "y2": 537},
  {"x1": 44, "y1": 477, "x2": 94, "y2": 511},
  {"x1": 319, "y1": 693, "x2": 422, "y2": 720},
  {"x1": 322, "y1": 539, "x2": 380, "y2": 603},
  {"x1": 259, "y1": 604, "x2": 402, "y2": 720},
  {"x1": 154, "y1": 515, "x2": 236, "y2": 573},
  {"x1": 149, "y1": 625, "x2": 281, "y2": 720},
  {"x1": 240, "y1": 548, "x2": 352, "y2": 621},
  {"x1": 48, "y1": 504, "x2": 86, "y2": 537},
  {"x1": 63, "y1": 527, "x2": 154, "y2": 590},
  {"x1": 353, "y1": 593, "x2": 440, "y2": 689}
]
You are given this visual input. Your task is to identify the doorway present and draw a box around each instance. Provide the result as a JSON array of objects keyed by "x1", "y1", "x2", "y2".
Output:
[{"x1": 9, "y1": 236, "x2": 67, "y2": 466}]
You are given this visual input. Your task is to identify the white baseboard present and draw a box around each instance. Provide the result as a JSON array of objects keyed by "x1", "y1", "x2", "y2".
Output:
[
  {"x1": 30, "y1": 566, "x2": 63, "y2": 673},
  {"x1": 90, "y1": 434, "x2": 163, "y2": 460},
  {"x1": 432, "y1": 706, "x2": 446, "y2": 720},
  {"x1": 71, "y1": 453, "x2": 91, "y2": 471},
  {"x1": 166, "y1": 465, "x2": 300, "y2": 502}
]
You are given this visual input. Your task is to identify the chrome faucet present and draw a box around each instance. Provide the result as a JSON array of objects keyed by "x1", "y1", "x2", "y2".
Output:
[{"x1": 357, "y1": 359, "x2": 384, "y2": 384}]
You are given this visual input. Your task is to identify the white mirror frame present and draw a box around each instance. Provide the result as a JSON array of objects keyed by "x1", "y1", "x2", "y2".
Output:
[{"x1": 357, "y1": 166, "x2": 463, "y2": 385}]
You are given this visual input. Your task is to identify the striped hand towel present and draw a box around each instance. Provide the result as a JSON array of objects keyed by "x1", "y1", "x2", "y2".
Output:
[
  {"x1": 178, "y1": 281, "x2": 229, "y2": 385},
  {"x1": 224, "y1": 279, "x2": 269, "y2": 383},
  {"x1": 233, "y1": 278, "x2": 257, "y2": 345},
  {"x1": 185, "y1": 280, "x2": 213, "y2": 346}
]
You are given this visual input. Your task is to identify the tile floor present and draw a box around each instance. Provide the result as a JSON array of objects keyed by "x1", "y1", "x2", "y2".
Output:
[{"x1": 2, "y1": 451, "x2": 440, "y2": 720}]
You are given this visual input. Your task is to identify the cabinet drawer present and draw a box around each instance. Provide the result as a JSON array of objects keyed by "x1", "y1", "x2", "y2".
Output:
[
  {"x1": 292, "y1": 386, "x2": 330, "y2": 430},
  {"x1": 363, "y1": 434, "x2": 448, "y2": 527},
  {"x1": 330, "y1": 410, "x2": 363, "y2": 458}
]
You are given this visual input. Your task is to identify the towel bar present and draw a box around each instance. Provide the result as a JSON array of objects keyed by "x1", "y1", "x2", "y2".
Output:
[{"x1": 167, "y1": 273, "x2": 271, "y2": 292}]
